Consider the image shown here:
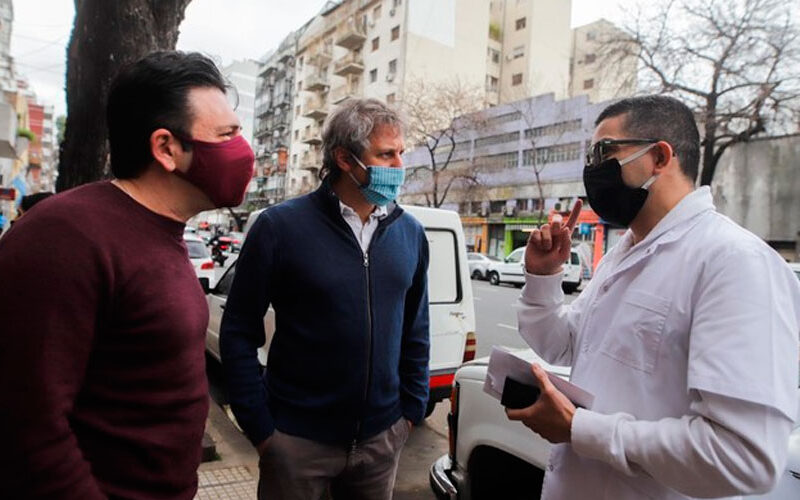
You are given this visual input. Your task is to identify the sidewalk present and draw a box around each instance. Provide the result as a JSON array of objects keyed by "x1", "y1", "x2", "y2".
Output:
[
  {"x1": 195, "y1": 400, "x2": 446, "y2": 499},
  {"x1": 195, "y1": 402, "x2": 259, "y2": 499}
]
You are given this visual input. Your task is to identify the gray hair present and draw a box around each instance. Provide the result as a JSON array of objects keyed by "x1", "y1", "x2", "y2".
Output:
[{"x1": 319, "y1": 98, "x2": 405, "y2": 181}]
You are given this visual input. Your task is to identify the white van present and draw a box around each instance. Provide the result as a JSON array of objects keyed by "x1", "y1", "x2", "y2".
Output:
[
  {"x1": 205, "y1": 205, "x2": 477, "y2": 417},
  {"x1": 487, "y1": 246, "x2": 582, "y2": 294}
]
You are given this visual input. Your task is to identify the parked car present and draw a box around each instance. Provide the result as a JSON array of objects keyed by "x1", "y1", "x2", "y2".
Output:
[
  {"x1": 487, "y1": 247, "x2": 582, "y2": 294},
  {"x1": 206, "y1": 205, "x2": 478, "y2": 417},
  {"x1": 430, "y1": 348, "x2": 800, "y2": 500},
  {"x1": 184, "y1": 234, "x2": 215, "y2": 289},
  {"x1": 467, "y1": 253, "x2": 501, "y2": 280}
]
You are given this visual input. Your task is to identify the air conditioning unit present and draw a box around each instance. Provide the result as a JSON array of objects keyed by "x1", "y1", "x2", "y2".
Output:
[
  {"x1": 505, "y1": 205, "x2": 517, "y2": 217},
  {"x1": 386, "y1": 72, "x2": 396, "y2": 82},
  {"x1": 478, "y1": 206, "x2": 489, "y2": 217}
]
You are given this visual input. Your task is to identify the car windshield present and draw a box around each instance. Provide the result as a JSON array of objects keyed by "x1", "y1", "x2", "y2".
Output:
[{"x1": 185, "y1": 240, "x2": 209, "y2": 259}]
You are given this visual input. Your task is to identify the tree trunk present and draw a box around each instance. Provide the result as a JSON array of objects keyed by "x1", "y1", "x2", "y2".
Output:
[{"x1": 57, "y1": 0, "x2": 193, "y2": 192}]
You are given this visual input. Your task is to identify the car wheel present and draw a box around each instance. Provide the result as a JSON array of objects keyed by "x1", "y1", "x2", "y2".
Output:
[
  {"x1": 489, "y1": 272, "x2": 500, "y2": 286},
  {"x1": 471, "y1": 269, "x2": 482, "y2": 280}
]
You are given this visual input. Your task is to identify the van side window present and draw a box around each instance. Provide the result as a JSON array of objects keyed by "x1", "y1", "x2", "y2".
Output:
[
  {"x1": 426, "y1": 229, "x2": 461, "y2": 304},
  {"x1": 571, "y1": 252, "x2": 580, "y2": 265}
]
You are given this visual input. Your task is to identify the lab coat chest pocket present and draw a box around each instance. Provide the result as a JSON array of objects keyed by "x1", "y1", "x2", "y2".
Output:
[{"x1": 599, "y1": 289, "x2": 671, "y2": 373}]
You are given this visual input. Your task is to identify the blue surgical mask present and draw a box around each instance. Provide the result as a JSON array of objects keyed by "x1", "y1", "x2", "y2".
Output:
[{"x1": 348, "y1": 153, "x2": 405, "y2": 206}]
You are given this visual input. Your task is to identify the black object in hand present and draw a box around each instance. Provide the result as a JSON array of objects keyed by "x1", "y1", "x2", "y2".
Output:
[{"x1": 501, "y1": 376, "x2": 541, "y2": 409}]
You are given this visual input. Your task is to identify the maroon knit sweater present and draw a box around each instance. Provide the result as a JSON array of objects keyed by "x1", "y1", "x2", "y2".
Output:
[{"x1": 0, "y1": 181, "x2": 210, "y2": 499}]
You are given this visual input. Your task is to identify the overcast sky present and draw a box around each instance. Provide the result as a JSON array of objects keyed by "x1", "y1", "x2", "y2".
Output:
[{"x1": 10, "y1": 0, "x2": 623, "y2": 117}]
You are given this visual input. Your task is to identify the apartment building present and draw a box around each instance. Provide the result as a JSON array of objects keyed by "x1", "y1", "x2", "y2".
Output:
[
  {"x1": 253, "y1": 0, "x2": 634, "y2": 202},
  {"x1": 400, "y1": 92, "x2": 610, "y2": 258},
  {"x1": 492, "y1": 0, "x2": 573, "y2": 104},
  {"x1": 285, "y1": 0, "x2": 504, "y2": 198},
  {"x1": 222, "y1": 59, "x2": 259, "y2": 145},
  {"x1": 250, "y1": 30, "x2": 303, "y2": 209},
  {"x1": 569, "y1": 19, "x2": 637, "y2": 103}
]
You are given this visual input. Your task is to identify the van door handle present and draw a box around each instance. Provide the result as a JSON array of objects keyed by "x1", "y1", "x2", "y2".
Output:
[
  {"x1": 220, "y1": 304, "x2": 226, "y2": 310},
  {"x1": 450, "y1": 312, "x2": 465, "y2": 319}
]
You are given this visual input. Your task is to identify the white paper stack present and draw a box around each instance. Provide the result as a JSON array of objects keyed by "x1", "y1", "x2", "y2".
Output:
[{"x1": 483, "y1": 346, "x2": 595, "y2": 409}]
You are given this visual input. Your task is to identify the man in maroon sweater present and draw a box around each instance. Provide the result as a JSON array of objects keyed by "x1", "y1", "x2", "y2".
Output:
[{"x1": 0, "y1": 51, "x2": 254, "y2": 499}]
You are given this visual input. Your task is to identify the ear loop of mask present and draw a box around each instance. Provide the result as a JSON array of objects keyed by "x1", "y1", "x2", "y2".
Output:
[
  {"x1": 619, "y1": 143, "x2": 658, "y2": 190},
  {"x1": 347, "y1": 153, "x2": 368, "y2": 188}
]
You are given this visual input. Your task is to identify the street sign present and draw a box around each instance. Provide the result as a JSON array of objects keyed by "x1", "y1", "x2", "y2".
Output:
[{"x1": 0, "y1": 187, "x2": 16, "y2": 201}]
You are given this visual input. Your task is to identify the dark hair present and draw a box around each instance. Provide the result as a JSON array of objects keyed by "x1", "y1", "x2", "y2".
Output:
[
  {"x1": 595, "y1": 95, "x2": 700, "y2": 182},
  {"x1": 106, "y1": 51, "x2": 227, "y2": 179},
  {"x1": 320, "y1": 98, "x2": 405, "y2": 181},
  {"x1": 20, "y1": 192, "x2": 53, "y2": 212}
]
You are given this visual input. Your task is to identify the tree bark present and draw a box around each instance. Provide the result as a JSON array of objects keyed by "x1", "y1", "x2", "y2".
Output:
[{"x1": 57, "y1": 0, "x2": 192, "y2": 192}]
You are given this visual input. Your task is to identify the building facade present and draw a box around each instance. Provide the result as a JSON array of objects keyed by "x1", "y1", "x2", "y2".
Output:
[
  {"x1": 400, "y1": 92, "x2": 611, "y2": 260},
  {"x1": 569, "y1": 19, "x2": 638, "y2": 103},
  {"x1": 250, "y1": 29, "x2": 305, "y2": 209}
]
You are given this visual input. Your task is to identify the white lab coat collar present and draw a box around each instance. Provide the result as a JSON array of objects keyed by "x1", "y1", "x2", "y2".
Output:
[{"x1": 614, "y1": 187, "x2": 714, "y2": 256}]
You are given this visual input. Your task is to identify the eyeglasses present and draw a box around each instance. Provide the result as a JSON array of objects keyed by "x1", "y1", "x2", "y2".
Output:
[{"x1": 585, "y1": 138, "x2": 660, "y2": 168}]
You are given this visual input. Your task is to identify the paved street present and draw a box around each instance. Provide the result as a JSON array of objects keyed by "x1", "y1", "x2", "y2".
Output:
[{"x1": 471, "y1": 278, "x2": 580, "y2": 358}]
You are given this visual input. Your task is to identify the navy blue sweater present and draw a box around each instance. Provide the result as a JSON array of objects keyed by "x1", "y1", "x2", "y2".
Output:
[{"x1": 220, "y1": 183, "x2": 430, "y2": 446}]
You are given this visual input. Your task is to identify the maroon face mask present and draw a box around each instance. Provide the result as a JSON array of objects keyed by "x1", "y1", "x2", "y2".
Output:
[{"x1": 175, "y1": 135, "x2": 255, "y2": 208}]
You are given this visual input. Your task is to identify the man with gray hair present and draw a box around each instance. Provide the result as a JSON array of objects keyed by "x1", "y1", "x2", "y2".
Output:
[{"x1": 221, "y1": 98, "x2": 430, "y2": 499}]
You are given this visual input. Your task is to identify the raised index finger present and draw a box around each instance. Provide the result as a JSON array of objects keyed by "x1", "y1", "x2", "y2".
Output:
[{"x1": 565, "y1": 199, "x2": 582, "y2": 231}]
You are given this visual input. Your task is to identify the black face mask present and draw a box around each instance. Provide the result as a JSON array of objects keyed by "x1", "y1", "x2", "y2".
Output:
[{"x1": 583, "y1": 149, "x2": 657, "y2": 227}]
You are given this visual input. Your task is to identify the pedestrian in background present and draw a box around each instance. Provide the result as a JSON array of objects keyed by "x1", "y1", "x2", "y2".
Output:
[
  {"x1": 509, "y1": 95, "x2": 799, "y2": 499},
  {"x1": 0, "y1": 51, "x2": 254, "y2": 499},
  {"x1": 221, "y1": 98, "x2": 430, "y2": 500}
]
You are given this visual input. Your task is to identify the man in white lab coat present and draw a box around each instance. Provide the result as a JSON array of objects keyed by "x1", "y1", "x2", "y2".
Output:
[{"x1": 509, "y1": 95, "x2": 800, "y2": 499}]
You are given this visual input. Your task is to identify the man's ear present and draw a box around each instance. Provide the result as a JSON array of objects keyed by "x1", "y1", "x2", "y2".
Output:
[
  {"x1": 334, "y1": 147, "x2": 354, "y2": 173},
  {"x1": 654, "y1": 141, "x2": 674, "y2": 171},
  {"x1": 150, "y1": 128, "x2": 185, "y2": 173}
]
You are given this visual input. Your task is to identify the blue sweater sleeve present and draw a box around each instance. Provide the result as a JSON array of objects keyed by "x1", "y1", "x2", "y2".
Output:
[
  {"x1": 220, "y1": 214, "x2": 276, "y2": 446},
  {"x1": 399, "y1": 229, "x2": 431, "y2": 424}
]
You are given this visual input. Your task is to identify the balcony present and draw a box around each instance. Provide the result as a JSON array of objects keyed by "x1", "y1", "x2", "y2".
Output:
[
  {"x1": 301, "y1": 126, "x2": 322, "y2": 145},
  {"x1": 333, "y1": 52, "x2": 364, "y2": 77},
  {"x1": 307, "y1": 46, "x2": 333, "y2": 68},
  {"x1": 304, "y1": 73, "x2": 328, "y2": 92},
  {"x1": 299, "y1": 150, "x2": 321, "y2": 171},
  {"x1": 302, "y1": 97, "x2": 329, "y2": 120},
  {"x1": 335, "y1": 19, "x2": 367, "y2": 50},
  {"x1": 330, "y1": 81, "x2": 358, "y2": 104}
]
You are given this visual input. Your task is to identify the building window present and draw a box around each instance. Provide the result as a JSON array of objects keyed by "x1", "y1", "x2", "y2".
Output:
[
  {"x1": 388, "y1": 59, "x2": 397, "y2": 74},
  {"x1": 372, "y1": 37, "x2": 380, "y2": 51},
  {"x1": 486, "y1": 75, "x2": 499, "y2": 91},
  {"x1": 292, "y1": 154, "x2": 297, "y2": 165},
  {"x1": 295, "y1": 105, "x2": 301, "y2": 117},
  {"x1": 297, "y1": 80, "x2": 303, "y2": 91},
  {"x1": 474, "y1": 131, "x2": 520, "y2": 149},
  {"x1": 391, "y1": 25, "x2": 400, "y2": 41},
  {"x1": 512, "y1": 45, "x2": 524, "y2": 59},
  {"x1": 373, "y1": 5, "x2": 382, "y2": 20},
  {"x1": 294, "y1": 130, "x2": 299, "y2": 140},
  {"x1": 370, "y1": 68, "x2": 378, "y2": 83},
  {"x1": 585, "y1": 53, "x2": 596, "y2": 64},
  {"x1": 515, "y1": 17, "x2": 526, "y2": 30},
  {"x1": 586, "y1": 31, "x2": 596, "y2": 41},
  {"x1": 387, "y1": 93, "x2": 396, "y2": 104},
  {"x1": 583, "y1": 78, "x2": 594, "y2": 89},
  {"x1": 489, "y1": 48, "x2": 500, "y2": 64},
  {"x1": 512, "y1": 73, "x2": 523, "y2": 86}
]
